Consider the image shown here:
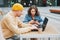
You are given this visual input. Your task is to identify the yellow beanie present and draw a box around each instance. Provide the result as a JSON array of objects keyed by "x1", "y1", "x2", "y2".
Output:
[{"x1": 12, "y1": 3, "x2": 24, "y2": 11}]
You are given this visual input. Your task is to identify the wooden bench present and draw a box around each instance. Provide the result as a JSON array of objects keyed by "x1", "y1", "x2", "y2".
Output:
[{"x1": 49, "y1": 9, "x2": 60, "y2": 14}]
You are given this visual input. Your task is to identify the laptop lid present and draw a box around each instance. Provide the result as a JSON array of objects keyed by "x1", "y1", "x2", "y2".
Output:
[{"x1": 42, "y1": 17, "x2": 48, "y2": 31}]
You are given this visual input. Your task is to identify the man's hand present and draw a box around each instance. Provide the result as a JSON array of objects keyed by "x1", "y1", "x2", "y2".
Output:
[{"x1": 29, "y1": 25, "x2": 38, "y2": 30}]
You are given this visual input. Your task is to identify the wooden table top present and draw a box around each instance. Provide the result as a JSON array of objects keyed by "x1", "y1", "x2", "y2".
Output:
[{"x1": 21, "y1": 25, "x2": 60, "y2": 35}]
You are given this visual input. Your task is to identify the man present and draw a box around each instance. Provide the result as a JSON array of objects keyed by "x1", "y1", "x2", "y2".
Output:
[{"x1": 1, "y1": 3, "x2": 37, "y2": 40}]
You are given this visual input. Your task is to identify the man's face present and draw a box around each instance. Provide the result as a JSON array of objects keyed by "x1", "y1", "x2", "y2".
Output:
[{"x1": 14, "y1": 10, "x2": 23, "y2": 17}]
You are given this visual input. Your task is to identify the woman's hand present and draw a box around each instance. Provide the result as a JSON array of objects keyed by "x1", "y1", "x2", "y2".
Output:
[
  {"x1": 28, "y1": 20, "x2": 40, "y2": 25},
  {"x1": 28, "y1": 20, "x2": 35, "y2": 24},
  {"x1": 35, "y1": 21, "x2": 40, "y2": 25}
]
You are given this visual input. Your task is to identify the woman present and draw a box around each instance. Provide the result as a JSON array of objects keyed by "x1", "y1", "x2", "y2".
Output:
[
  {"x1": 23, "y1": 5, "x2": 43, "y2": 27},
  {"x1": 23, "y1": 5, "x2": 43, "y2": 40}
]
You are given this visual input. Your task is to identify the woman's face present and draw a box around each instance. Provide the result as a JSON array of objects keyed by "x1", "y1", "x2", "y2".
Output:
[{"x1": 31, "y1": 9, "x2": 36, "y2": 16}]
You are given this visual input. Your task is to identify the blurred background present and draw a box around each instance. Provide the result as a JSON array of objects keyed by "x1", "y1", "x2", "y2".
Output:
[{"x1": 0, "y1": 0, "x2": 60, "y2": 7}]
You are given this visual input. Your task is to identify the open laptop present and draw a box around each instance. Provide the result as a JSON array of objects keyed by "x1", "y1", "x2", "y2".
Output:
[
  {"x1": 42, "y1": 17, "x2": 48, "y2": 31},
  {"x1": 31, "y1": 17, "x2": 48, "y2": 31}
]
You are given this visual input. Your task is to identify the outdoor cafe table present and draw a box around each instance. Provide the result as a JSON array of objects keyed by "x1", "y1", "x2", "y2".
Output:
[{"x1": 20, "y1": 25, "x2": 60, "y2": 40}]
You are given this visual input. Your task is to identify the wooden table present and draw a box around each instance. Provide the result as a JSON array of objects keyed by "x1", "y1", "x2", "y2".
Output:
[{"x1": 20, "y1": 25, "x2": 60, "y2": 40}]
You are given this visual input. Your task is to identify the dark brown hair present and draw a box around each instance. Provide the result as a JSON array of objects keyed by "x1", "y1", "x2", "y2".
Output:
[{"x1": 28, "y1": 5, "x2": 40, "y2": 16}]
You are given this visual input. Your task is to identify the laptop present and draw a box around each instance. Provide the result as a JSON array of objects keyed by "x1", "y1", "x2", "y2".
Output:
[
  {"x1": 31, "y1": 17, "x2": 48, "y2": 31},
  {"x1": 42, "y1": 17, "x2": 48, "y2": 31}
]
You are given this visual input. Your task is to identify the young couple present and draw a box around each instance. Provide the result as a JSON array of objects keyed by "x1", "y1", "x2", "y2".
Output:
[{"x1": 1, "y1": 3, "x2": 43, "y2": 40}]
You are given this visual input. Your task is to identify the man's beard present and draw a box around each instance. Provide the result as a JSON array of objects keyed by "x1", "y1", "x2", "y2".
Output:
[
  {"x1": 18, "y1": 15, "x2": 20, "y2": 17},
  {"x1": 17, "y1": 15, "x2": 21, "y2": 17}
]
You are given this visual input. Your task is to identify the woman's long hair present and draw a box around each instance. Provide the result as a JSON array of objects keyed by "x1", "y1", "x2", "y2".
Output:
[{"x1": 28, "y1": 5, "x2": 40, "y2": 16}]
